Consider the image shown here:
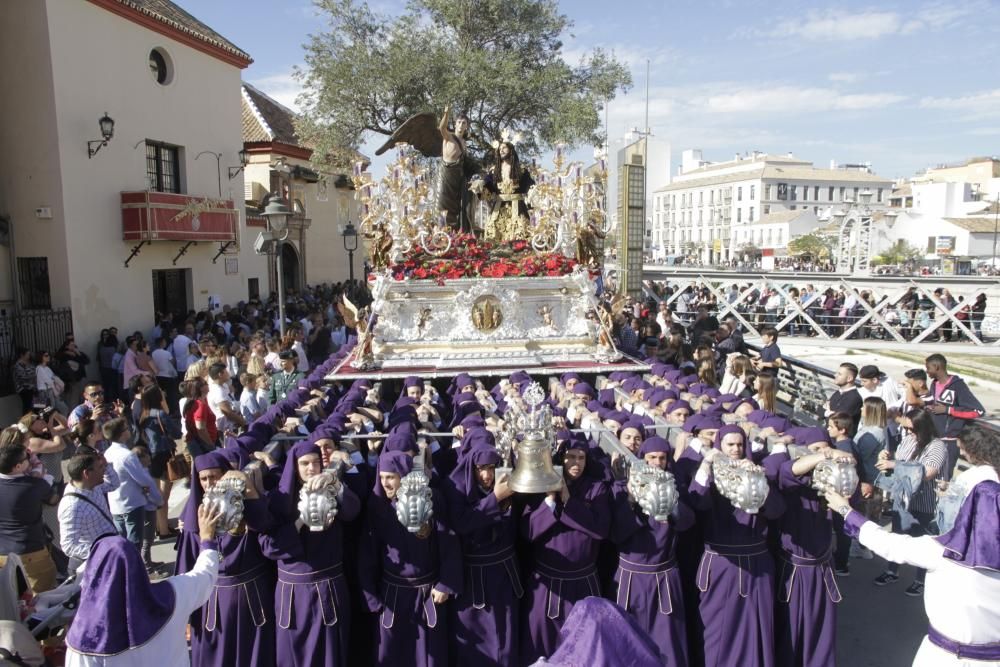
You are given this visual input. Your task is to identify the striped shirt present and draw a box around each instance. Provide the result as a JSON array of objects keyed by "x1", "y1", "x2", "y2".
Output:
[
  {"x1": 894, "y1": 433, "x2": 947, "y2": 514},
  {"x1": 57, "y1": 468, "x2": 120, "y2": 562}
]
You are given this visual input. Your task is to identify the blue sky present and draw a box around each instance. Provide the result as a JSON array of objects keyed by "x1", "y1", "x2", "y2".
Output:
[{"x1": 180, "y1": 0, "x2": 1000, "y2": 181}]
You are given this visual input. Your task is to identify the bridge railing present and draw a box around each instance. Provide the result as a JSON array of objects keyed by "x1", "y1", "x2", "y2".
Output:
[{"x1": 644, "y1": 275, "x2": 998, "y2": 346}]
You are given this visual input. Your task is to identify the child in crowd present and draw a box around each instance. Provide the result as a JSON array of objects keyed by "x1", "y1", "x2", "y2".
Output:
[{"x1": 131, "y1": 445, "x2": 164, "y2": 573}]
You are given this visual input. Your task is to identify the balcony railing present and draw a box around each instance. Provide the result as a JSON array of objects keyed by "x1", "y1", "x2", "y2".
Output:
[{"x1": 122, "y1": 191, "x2": 238, "y2": 243}]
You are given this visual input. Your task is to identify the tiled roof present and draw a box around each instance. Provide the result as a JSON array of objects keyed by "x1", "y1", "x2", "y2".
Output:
[
  {"x1": 242, "y1": 83, "x2": 299, "y2": 145},
  {"x1": 760, "y1": 165, "x2": 892, "y2": 184},
  {"x1": 746, "y1": 210, "x2": 809, "y2": 227},
  {"x1": 679, "y1": 154, "x2": 811, "y2": 176},
  {"x1": 943, "y1": 217, "x2": 1000, "y2": 233},
  {"x1": 656, "y1": 168, "x2": 765, "y2": 192},
  {"x1": 889, "y1": 184, "x2": 912, "y2": 198},
  {"x1": 972, "y1": 201, "x2": 1000, "y2": 215},
  {"x1": 109, "y1": 0, "x2": 251, "y2": 63}
]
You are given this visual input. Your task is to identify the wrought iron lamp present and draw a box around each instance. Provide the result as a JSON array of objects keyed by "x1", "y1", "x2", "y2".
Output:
[{"x1": 87, "y1": 112, "x2": 115, "y2": 158}]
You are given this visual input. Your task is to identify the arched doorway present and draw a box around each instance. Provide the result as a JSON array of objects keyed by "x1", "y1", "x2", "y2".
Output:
[{"x1": 281, "y1": 242, "x2": 300, "y2": 295}]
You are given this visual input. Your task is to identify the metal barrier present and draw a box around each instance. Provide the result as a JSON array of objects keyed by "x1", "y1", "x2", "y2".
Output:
[
  {"x1": 0, "y1": 308, "x2": 74, "y2": 396},
  {"x1": 646, "y1": 275, "x2": 998, "y2": 346}
]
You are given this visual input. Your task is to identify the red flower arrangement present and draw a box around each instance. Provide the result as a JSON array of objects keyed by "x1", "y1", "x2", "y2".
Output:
[{"x1": 388, "y1": 235, "x2": 578, "y2": 282}]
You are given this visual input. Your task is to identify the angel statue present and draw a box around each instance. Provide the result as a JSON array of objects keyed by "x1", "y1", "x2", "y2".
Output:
[
  {"x1": 471, "y1": 138, "x2": 535, "y2": 243},
  {"x1": 374, "y1": 106, "x2": 476, "y2": 232},
  {"x1": 337, "y1": 294, "x2": 375, "y2": 368},
  {"x1": 365, "y1": 219, "x2": 394, "y2": 270}
]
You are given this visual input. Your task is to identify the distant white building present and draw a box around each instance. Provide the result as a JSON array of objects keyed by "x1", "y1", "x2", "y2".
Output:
[
  {"x1": 651, "y1": 150, "x2": 893, "y2": 263},
  {"x1": 876, "y1": 157, "x2": 1000, "y2": 274}
]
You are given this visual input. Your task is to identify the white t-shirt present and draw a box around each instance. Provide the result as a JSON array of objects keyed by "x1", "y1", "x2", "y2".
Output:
[
  {"x1": 206, "y1": 381, "x2": 234, "y2": 432},
  {"x1": 172, "y1": 335, "x2": 192, "y2": 372},
  {"x1": 151, "y1": 348, "x2": 176, "y2": 378}
]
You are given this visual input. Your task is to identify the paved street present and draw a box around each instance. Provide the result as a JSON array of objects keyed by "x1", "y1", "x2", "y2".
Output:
[{"x1": 835, "y1": 543, "x2": 927, "y2": 667}]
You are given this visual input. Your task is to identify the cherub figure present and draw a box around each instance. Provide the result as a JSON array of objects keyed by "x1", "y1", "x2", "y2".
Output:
[{"x1": 537, "y1": 305, "x2": 555, "y2": 328}]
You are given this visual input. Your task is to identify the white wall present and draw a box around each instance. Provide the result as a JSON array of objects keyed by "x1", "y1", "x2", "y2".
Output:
[
  {"x1": 0, "y1": 0, "x2": 73, "y2": 308},
  {"x1": 37, "y1": 0, "x2": 266, "y2": 347}
]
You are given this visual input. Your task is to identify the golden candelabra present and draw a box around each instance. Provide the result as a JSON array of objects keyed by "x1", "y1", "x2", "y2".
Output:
[{"x1": 525, "y1": 144, "x2": 609, "y2": 260}]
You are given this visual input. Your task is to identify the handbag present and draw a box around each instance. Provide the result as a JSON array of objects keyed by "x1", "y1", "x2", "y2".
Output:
[{"x1": 166, "y1": 453, "x2": 191, "y2": 482}]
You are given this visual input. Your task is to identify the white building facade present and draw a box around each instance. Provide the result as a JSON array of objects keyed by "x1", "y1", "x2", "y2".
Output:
[
  {"x1": 0, "y1": 0, "x2": 265, "y2": 369},
  {"x1": 651, "y1": 150, "x2": 892, "y2": 263}
]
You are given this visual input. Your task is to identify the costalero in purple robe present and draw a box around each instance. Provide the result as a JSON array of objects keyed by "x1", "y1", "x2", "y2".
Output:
[
  {"x1": 444, "y1": 442, "x2": 523, "y2": 667},
  {"x1": 262, "y1": 442, "x2": 361, "y2": 667},
  {"x1": 610, "y1": 437, "x2": 695, "y2": 665},
  {"x1": 773, "y1": 456, "x2": 841, "y2": 667},
  {"x1": 688, "y1": 426, "x2": 786, "y2": 667},
  {"x1": 532, "y1": 596, "x2": 664, "y2": 667},
  {"x1": 519, "y1": 437, "x2": 611, "y2": 665},
  {"x1": 359, "y1": 451, "x2": 463, "y2": 667},
  {"x1": 175, "y1": 451, "x2": 278, "y2": 667}
]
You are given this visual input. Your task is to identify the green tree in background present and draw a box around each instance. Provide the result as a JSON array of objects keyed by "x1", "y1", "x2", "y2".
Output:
[
  {"x1": 872, "y1": 239, "x2": 922, "y2": 266},
  {"x1": 787, "y1": 233, "x2": 833, "y2": 259},
  {"x1": 295, "y1": 0, "x2": 632, "y2": 166}
]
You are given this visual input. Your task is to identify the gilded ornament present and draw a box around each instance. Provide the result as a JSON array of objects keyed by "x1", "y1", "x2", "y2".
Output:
[{"x1": 471, "y1": 295, "x2": 504, "y2": 332}]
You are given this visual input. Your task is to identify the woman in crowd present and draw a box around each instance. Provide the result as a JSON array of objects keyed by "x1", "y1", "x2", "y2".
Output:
[
  {"x1": 872, "y1": 407, "x2": 948, "y2": 596},
  {"x1": 853, "y1": 396, "x2": 888, "y2": 534},
  {"x1": 754, "y1": 374, "x2": 777, "y2": 414},
  {"x1": 35, "y1": 350, "x2": 66, "y2": 414},
  {"x1": 13, "y1": 347, "x2": 37, "y2": 415},
  {"x1": 138, "y1": 384, "x2": 180, "y2": 539},
  {"x1": 184, "y1": 377, "x2": 218, "y2": 458}
]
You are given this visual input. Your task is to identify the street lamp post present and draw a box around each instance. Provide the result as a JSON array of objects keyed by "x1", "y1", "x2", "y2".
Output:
[
  {"x1": 262, "y1": 197, "x2": 291, "y2": 337},
  {"x1": 341, "y1": 220, "x2": 358, "y2": 287}
]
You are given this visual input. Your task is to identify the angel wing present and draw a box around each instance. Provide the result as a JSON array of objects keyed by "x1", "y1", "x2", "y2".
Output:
[
  {"x1": 338, "y1": 295, "x2": 360, "y2": 329},
  {"x1": 374, "y1": 112, "x2": 442, "y2": 158}
]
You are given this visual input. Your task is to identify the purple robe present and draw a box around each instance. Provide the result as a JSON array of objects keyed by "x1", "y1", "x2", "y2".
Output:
[
  {"x1": 609, "y1": 481, "x2": 694, "y2": 665},
  {"x1": 176, "y1": 499, "x2": 277, "y2": 667},
  {"x1": 519, "y1": 476, "x2": 611, "y2": 664},
  {"x1": 445, "y1": 484, "x2": 522, "y2": 666},
  {"x1": 689, "y1": 464, "x2": 785, "y2": 667},
  {"x1": 773, "y1": 459, "x2": 841, "y2": 667},
  {"x1": 359, "y1": 489, "x2": 463, "y2": 667},
  {"x1": 262, "y1": 486, "x2": 362, "y2": 667}
]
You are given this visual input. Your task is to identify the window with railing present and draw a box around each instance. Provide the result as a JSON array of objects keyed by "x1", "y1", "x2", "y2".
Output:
[
  {"x1": 17, "y1": 257, "x2": 51, "y2": 310},
  {"x1": 146, "y1": 141, "x2": 181, "y2": 193}
]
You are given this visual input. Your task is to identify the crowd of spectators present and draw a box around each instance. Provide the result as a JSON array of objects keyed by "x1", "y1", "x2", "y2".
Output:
[
  {"x1": 642, "y1": 280, "x2": 989, "y2": 342},
  {"x1": 0, "y1": 281, "x2": 367, "y2": 584}
]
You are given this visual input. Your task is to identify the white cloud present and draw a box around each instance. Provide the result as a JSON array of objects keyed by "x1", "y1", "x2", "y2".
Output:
[
  {"x1": 247, "y1": 69, "x2": 304, "y2": 112},
  {"x1": 919, "y1": 89, "x2": 1000, "y2": 118},
  {"x1": 765, "y1": 10, "x2": 903, "y2": 41},
  {"x1": 828, "y1": 72, "x2": 860, "y2": 83},
  {"x1": 699, "y1": 85, "x2": 905, "y2": 114},
  {"x1": 749, "y1": 3, "x2": 980, "y2": 42}
]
